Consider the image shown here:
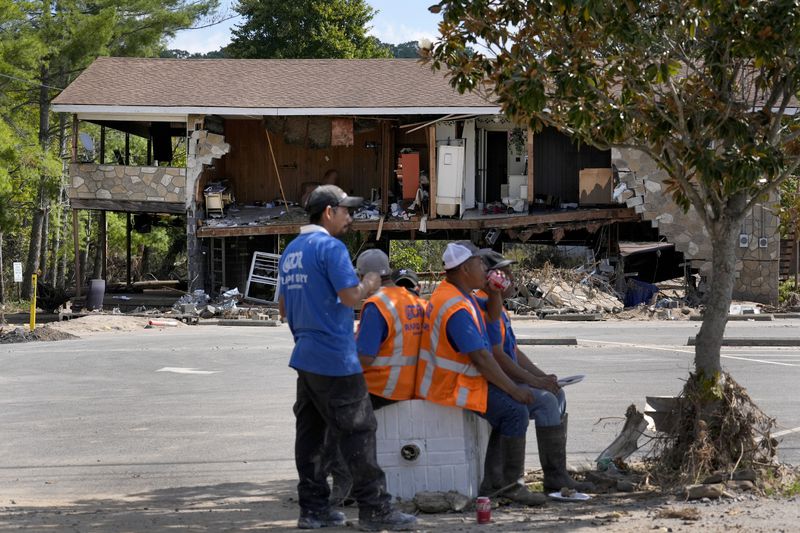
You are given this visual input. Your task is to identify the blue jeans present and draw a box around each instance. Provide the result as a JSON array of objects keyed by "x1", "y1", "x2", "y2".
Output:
[
  {"x1": 525, "y1": 386, "x2": 566, "y2": 427},
  {"x1": 478, "y1": 384, "x2": 566, "y2": 437}
]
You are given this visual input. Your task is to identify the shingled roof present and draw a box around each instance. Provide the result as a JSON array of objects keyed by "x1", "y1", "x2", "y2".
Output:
[{"x1": 52, "y1": 57, "x2": 498, "y2": 115}]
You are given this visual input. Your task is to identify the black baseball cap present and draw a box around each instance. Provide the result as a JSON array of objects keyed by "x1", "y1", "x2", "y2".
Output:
[
  {"x1": 481, "y1": 250, "x2": 515, "y2": 270},
  {"x1": 305, "y1": 185, "x2": 363, "y2": 216},
  {"x1": 392, "y1": 268, "x2": 419, "y2": 288}
]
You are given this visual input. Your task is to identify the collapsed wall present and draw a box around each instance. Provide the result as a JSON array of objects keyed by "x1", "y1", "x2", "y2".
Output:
[{"x1": 613, "y1": 148, "x2": 780, "y2": 304}]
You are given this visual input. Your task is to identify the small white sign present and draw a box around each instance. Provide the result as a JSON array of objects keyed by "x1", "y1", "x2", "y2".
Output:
[{"x1": 12, "y1": 262, "x2": 23, "y2": 283}]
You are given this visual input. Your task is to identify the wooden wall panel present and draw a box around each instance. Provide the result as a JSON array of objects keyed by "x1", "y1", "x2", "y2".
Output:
[
  {"x1": 533, "y1": 126, "x2": 611, "y2": 204},
  {"x1": 218, "y1": 119, "x2": 383, "y2": 204}
]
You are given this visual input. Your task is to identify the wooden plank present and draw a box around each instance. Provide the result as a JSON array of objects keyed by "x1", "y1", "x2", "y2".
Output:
[
  {"x1": 70, "y1": 198, "x2": 185, "y2": 214},
  {"x1": 526, "y1": 127, "x2": 534, "y2": 203},
  {"x1": 428, "y1": 124, "x2": 437, "y2": 219}
]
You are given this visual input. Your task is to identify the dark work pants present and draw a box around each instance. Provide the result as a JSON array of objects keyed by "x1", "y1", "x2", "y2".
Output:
[
  {"x1": 294, "y1": 370, "x2": 391, "y2": 515},
  {"x1": 324, "y1": 394, "x2": 396, "y2": 496}
]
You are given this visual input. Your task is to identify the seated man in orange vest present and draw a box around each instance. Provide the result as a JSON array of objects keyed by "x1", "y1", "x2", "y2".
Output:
[
  {"x1": 356, "y1": 249, "x2": 426, "y2": 409},
  {"x1": 479, "y1": 250, "x2": 595, "y2": 494},
  {"x1": 327, "y1": 249, "x2": 427, "y2": 506},
  {"x1": 416, "y1": 242, "x2": 545, "y2": 505}
]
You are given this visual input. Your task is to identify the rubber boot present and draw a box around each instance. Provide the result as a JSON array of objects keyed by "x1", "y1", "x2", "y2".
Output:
[
  {"x1": 535, "y1": 423, "x2": 596, "y2": 493},
  {"x1": 500, "y1": 436, "x2": 546, "y2": 506},
  {"x1": 479, "y1": 429, "x2": 505, "y2": 496}
]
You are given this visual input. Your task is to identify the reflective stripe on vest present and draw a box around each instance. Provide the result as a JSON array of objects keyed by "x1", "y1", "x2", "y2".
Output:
[
  {"x1": 373, "y1": 290, "x2": 418, "y2": 397},
  {"x1": 417, "y1": 296, "x2": 482, "y2": 398}
]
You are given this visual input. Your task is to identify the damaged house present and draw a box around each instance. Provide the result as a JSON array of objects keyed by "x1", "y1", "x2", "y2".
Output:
[{"x1": 51, "y1": 57, "x2": 780, "y2": 304}]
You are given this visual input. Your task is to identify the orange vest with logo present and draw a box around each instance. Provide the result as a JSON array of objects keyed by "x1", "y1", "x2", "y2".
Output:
[
  {"x1": 359, "y1": 286, "x2": 426, "y2": 400},
  {"x1": 416, "y1": 280, "x2": 489, "y2": 413}
]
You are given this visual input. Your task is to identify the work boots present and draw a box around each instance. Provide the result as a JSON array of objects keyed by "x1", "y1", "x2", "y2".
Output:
[
  {"x1": 499, "y1": 436, "x2": 546, "y2": 506},
  {"x1": 479, "y1": 429, "x2": 505, "y2": 496},
  {"x1": 535, "y1": 420, "x2": 596, "y2": 493}
]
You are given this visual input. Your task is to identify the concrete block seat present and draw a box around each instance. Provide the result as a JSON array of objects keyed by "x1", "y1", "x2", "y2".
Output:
[{"x1": 375, "y1": 399, "x2": 490, "y2": 500}]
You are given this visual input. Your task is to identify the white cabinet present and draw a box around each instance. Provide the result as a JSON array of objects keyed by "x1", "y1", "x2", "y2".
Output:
[{"x1": 436, "y1": 145, "x2": 465, "y2": 216}]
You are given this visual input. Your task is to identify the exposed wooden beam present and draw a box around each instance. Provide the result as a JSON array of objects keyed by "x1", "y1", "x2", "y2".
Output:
[
  {"x1": 196, "y1": 207, "x2": 639, "y2": 238},
  {"x1": 427, "y1": 124, "x2": 437, "y2": 219}
]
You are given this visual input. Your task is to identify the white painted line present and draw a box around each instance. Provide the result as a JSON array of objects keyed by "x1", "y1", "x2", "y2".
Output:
[
  {"x1": 718, "y1": 355, "x2": 799, "y2": 367},
  {"x1": 582, "y1": 339, "x2": 800, "y2": 367},
  {"x1": 773, "y1": 426, "x2": 800, "y2": 438},
  {"x1": 578, "y1": 339, "x2": 694, "y2": 354},
  {"x1": 156, "y1": 367, "x2": 219, "y2": 375}
]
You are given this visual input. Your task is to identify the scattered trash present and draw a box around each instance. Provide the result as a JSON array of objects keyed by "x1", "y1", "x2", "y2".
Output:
[{"x1": 147, "y1": 319, "x2": 179, "y2": 328}]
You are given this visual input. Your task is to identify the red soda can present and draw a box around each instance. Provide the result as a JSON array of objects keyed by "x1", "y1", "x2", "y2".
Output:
[
  {"x1": 487, "y1": 269, "x2": 511, "y2": 292},
  {"x1": 476, "y1": 496, "x2": 491, "y2": 524}
]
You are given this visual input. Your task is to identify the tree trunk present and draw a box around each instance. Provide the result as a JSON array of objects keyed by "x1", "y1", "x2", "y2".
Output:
[
  {"x1": 91, "y1": 211, "x2": 102, "y2": 280},
  {"x1": 22, "y1": 64, "x2": 52, "y2": 298},
  {"x1": 39, "y1": 206, "x2": 50, "y2": 280},
  {"x1": 50, "y1": 113, "x2": 68, "y2": 285},
  {"x1": 0, "y1": 231, "x2": 5, "y2": 306},
  {"x1": 57, "y1": 203, "x2": 68, "y2": 290},
  {"x1": 694, "y1": 195, "x2": 747, "y2": 378}
]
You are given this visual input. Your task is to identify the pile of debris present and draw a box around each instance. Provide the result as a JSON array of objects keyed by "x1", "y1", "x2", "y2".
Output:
[
  {"x1": 0, "y1": 326, "x2": 77, "y2": 344},
  {"x1": 170, "y1": 288, "x2": 280, "y2": 321},
  {"x1": 510, "y1": 263, "x2": 625, "y2": 315}
]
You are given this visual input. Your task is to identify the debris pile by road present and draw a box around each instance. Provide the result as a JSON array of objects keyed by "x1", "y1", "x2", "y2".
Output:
[
  {"x1": 0, "y1": 326, "x2": 77, "y2": 344},
  {"x1": 509, "y1": 263, "x2": 625, "y2": 315}
]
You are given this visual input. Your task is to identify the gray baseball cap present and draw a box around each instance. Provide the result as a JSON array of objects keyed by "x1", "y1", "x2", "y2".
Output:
[{"x1": 356, "y1": 249, "x2": 391, "y2": 276}]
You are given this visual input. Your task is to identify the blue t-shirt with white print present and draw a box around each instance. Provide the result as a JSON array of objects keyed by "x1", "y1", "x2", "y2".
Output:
[{"x1": 279, "y1": 226, "x2": 361, "y2": 376}]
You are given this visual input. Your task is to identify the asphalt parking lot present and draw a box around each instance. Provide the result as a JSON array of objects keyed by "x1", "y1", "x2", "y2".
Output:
[{"x1": 1, "y1": 318, "x2": 798, "y2": 506}]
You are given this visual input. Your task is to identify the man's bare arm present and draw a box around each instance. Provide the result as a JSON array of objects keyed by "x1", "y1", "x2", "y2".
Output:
[{"x1": 466, "y1": 348, "x2": 534, "y2": 404}]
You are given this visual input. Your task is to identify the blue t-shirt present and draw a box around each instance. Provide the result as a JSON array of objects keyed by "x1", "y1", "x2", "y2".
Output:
[
  {"x1": 446, "y1": 291, "x2": 491, "y2": 354},
  {"x1": 486, "y1": 310, "x2": 517, "y2": 361},
  {"x1": 279, "y1": 227, "x2": 361, "y2": 376},
  {"x1": 356, "y1": 302, "x2": 388, "y2": 357}
]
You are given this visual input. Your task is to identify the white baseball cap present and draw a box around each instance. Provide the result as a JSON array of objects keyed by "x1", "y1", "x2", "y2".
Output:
[{"x1": 443, "y1": 241, "x2": 480, "y2": 270}]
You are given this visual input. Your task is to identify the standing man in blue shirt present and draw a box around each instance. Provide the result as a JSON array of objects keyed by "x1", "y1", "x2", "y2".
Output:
[{"x1": 279, "y1": 185, "x2": 417, "y2": 531}]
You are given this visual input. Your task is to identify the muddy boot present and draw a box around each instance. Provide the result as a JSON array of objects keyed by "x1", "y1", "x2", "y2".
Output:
[
  {"x1": 358, "y1": 508, "x2": 418, "y2": 531},
  {"x1": 479, "y1": 429, "x2": 505, "y2": 496},
  {"x1": 536, "y1": 423, "x2": 596, "y2": 493},
  {"x1": 500, "y1": 436, "x2": 546, "y2": 506}
]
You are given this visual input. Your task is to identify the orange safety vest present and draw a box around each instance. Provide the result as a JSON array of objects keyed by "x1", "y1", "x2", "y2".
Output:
[
  {"x1": 416, "y1": 280, "x2": 489, "y2": 413},
  {"x1": 474, "y1": 289, "x2": 507, "y2": 348},
  {"x1": 359, "y1": 286, "x2": 426, "y2": 400}
]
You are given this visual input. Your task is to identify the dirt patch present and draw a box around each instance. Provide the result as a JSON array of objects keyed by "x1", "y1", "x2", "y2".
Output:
[
  {"x1": 0, "y1": 490, "x2": 797, "y2": 532},
  {"x1": 0, "y1": 326, "x2": 77, "y2": 344},
  {"x1": 47, "y1": 315, "x2": 183, "y2": 336}
]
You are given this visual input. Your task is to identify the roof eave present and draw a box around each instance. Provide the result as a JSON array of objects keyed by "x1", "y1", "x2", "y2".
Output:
[{"x1": 52, "y1": 104, "x2": 503, "y2": 117}]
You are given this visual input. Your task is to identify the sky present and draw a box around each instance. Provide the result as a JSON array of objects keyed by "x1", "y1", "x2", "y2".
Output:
[{"x1": 167, "y1": 0, "x2": 442, "y2": 54}]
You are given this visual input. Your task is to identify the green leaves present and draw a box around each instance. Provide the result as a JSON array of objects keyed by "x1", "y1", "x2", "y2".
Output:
[{"x1": 227, "y1": 0, "x2": 391, "y2": 59}]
